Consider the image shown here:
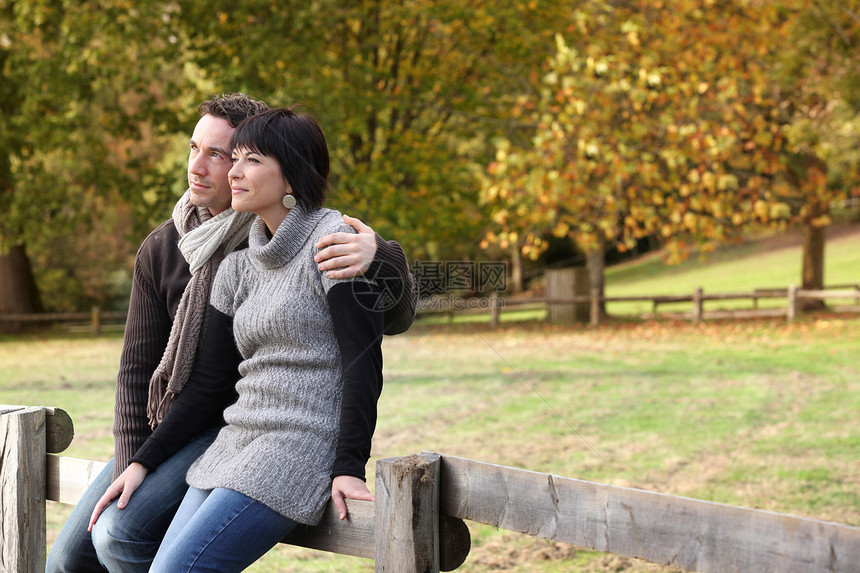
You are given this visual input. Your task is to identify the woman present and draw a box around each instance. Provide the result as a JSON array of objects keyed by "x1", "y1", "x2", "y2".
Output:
[{"x1": 94, "y1": 107, "x2": 384, "y2": 571}]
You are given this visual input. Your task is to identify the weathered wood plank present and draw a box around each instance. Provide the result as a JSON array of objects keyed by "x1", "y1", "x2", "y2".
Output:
[
  {"x1": 1, "y1": 406, "x2": 47, "y2": 573},
  {"x1": 438, "y1": 513, "x2": 471, "y2": 571},
  {"x1": 701, "y1": 308, "x2": 787, "y2": 320},
  {"x1": 283, "y1": 499, "x2": 375, "y2": 559},
  {"x1": 45, "y1": 454, "x2": 108, "y2": 505},
  {"x1": 288, "y1": 505, "x2": 469, "y2": 571},
  {"x1": 0, "y1": 405, "x2": 74, "y2": 454},
  {"x1": 545, "y1": 268, "x2": 590, "y2": 325},
  {"x1": 438, "y1": 454, "x2": 860, "y2": 573},
  {"x1": 44, "y1": 454, "x2": 467, "y2": 570},
  {"x1": 45, "y1": 407, "x2": 74, "y2": 454},
  {"x1": 798, "y1": 289, "x2": 860, "y2": 300},
  {"x1": 376, "y1": 453, "x2": 441, "y2": 572},
  {"x1": 45, "y1": 456, "x2": 376, "y2": 556}
]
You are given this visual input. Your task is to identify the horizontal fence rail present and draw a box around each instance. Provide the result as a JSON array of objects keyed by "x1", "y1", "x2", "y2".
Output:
[
  {"x1": 2, "y1": 406, "x2": 860, "y2": 572},
  {"x1": 437, "y1": 453, "x2": 860, "y2": 573},
  {"x1": 0, "y1": 308, "x2": 126, "y2": 335}
]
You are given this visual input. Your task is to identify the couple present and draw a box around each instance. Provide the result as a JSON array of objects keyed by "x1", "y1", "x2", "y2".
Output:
[{"x1": 47, "y1": 94, "x2": 417, "y2": 572}]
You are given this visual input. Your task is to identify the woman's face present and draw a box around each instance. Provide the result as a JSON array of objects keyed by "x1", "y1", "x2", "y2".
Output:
[{"x1": 228, "y1": 147, "x2": 291, "y2": 224}]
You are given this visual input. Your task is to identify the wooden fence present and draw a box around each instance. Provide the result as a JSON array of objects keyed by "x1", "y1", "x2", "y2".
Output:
[
  {"x1": 3, "y1": 405, "x2": 860, "y2": 572},
  {"x1": 0, "y1": 307, "x2": 126, "y2": 335},
  {"x1": 2, "y1": 284, "x2": 858, "y2": 334},
  {"x1": 417, "y1": 284, "x2": 860, "y2": 327}
]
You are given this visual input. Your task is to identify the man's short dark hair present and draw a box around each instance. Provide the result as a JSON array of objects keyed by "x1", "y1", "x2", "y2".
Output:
[
  {"x1": 198, "y1": 93, "x2": 270, "y2": 128},
  {"x1": 230, "y1": 106, "x2": 331, "y2": 209}
]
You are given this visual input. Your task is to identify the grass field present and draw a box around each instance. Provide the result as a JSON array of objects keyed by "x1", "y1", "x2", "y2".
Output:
[{"x1": 1, "y1": 224, "x2": 858, "y2": 572}]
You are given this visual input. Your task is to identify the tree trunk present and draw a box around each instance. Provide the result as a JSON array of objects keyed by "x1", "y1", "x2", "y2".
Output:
[
  {"x1": 510, "y1": 246, "x2": 523, "y2": 294},
  {"x1": 787, "y1": 152, "x2": 828, "y2": 313},
  {"x1": 0, "y1": 244, "x2": 43, "y2": 330},
  {"x1": 800, "y1": 220, "x2": 826, "y2": 312},
  {"x1": 585, "y1": 248, "x2": 606, "y2": 318}
]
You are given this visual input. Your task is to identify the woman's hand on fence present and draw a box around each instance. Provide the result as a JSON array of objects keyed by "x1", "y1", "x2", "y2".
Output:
[
  {"x1": 332, "y1": 475, "x2": 374, "y2": 521},
  {"x1": 87, "y1": 462, "x2": 149, "y2": 531}
]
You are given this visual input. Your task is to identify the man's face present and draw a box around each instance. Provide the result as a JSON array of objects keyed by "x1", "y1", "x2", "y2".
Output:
[{"x1": 187, "y1": 114, "x2": 236, "y2": 215}]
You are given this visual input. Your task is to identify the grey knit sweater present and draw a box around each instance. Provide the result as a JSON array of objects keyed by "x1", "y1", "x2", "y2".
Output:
[
  {"x1": 184, "y1": 204, "x2": 380, "y2": 525},
  {"x1": 113, "y1": 214, "x2": 412, "y2": 481}
]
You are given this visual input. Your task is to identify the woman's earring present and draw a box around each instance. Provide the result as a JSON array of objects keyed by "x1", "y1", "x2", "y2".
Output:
[{"x1": 282, "y1": 194, "x2": 296, "y2": 209}]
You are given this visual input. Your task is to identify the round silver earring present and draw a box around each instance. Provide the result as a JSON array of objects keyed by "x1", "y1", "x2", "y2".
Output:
[{"x1": 282, "y1": 194, "x2": 296, "y2": 209}]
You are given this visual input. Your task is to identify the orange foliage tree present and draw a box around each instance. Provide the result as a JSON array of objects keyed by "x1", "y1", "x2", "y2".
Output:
[{"x1": 482, "y1": 0, "x2": 859, "y2": 308}]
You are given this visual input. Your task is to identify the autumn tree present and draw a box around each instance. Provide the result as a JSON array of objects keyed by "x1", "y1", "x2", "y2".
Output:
[
  {"x1": 482, "y1": 1, "x2": 790, "y2": 312},
  {"x1": 173, "y1": 0, "x2": 570, "y2": 263},
  {"x1": 0, "y1": 0, "x2": 190, "y2": 320}
]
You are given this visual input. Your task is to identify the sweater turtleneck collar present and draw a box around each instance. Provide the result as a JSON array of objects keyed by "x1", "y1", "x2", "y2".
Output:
[{"x1": 248, "y1": 203, "x2": 326, "y2": 270}]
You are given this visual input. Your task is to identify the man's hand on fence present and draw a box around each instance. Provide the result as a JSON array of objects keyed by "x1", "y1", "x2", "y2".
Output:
[
  {"x1": 332, "y1": 474, "x2": 374, "y2": 520},
  {"x1": 88, "y1": 462, "x2": 149, "y2": 531}
]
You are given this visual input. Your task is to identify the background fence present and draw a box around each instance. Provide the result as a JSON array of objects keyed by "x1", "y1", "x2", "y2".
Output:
[
  {"x1": 1, "y1": 282, "x2": 858, "y2": 334},
  {"x1": 418, "y1": 281, "x2": 860, "y2": 327}
]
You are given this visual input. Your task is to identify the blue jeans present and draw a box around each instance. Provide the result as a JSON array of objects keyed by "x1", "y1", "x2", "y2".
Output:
[
  {"x1": 150, "y1": 487, "x2": 298, "y2": 572},
  {"x1": 46, "y1": 426, "x2": 220, "y2": 573}
]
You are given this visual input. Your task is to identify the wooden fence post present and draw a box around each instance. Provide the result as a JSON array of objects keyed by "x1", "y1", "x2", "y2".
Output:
[
  {"x1": 693, "y1": 287, "x2": 704, "y2": 322},
  {"x1": 375, "y1": 453, "x2": 441, "y2": 572},
  {"x1": 489, "y1": 292, "x2": 500, "y2": 328},
  {"x1": 545, "y1": 268, "x2": 589, "y2": 325},
  {"x1": 787, "y1": 285, "x2": 798, "y2": 322},
  {"x1": 0, "y1": 406, "x2": 47, "y2": 572},
  {"x1": 90, "y1": 306, "x2": 102, "y2": 336}
]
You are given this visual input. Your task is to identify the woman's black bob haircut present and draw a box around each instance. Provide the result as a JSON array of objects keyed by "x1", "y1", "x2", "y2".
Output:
[{"x1": 230, "y1": 106, "x2": 331, "y2": 209}]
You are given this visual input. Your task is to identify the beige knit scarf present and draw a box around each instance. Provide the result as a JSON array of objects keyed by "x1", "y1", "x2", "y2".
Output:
[{"x1": 146, "y1": 190, "x2": 254, "y2": 429}]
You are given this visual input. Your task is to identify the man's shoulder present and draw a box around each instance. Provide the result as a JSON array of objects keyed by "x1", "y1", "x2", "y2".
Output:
[
  {"x1": 139, "y1": 219, "x2": 180, "y2": 251},
  {"x1": 135, "y1": 219, "x2": 185, "y2": 274}
]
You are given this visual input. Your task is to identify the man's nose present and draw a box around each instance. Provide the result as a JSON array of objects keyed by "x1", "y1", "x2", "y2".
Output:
[{"x1": 190, "y1": 153, "x2": 207, "y2": 176}]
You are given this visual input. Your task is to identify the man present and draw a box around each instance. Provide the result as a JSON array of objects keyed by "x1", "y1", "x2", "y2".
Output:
[{"x1": 46, "y1": 93, "x2": 416, "y2": 572}]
